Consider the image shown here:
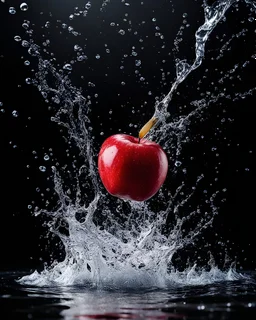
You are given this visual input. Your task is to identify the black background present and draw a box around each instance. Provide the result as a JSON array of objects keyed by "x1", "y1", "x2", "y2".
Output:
[{"x1": 0, "y1": 0, "x2": 255, "y2": 272}]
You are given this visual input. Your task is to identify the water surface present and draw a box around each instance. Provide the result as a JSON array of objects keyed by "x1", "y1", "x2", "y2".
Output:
[{"x1": 1, "y1": 271, "x2": 256, "y2": 319}]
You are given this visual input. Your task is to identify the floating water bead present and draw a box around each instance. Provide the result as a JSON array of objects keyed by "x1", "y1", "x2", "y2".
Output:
[
  {"x1": 175, "y1": 160, "x2": 182, "y2": 167},
  {"x1": 12, "y1": 110, "x2": 19, "y2": 117},
  {"x1": 20, "y1": 3, "x2": 28, "y2": 11},
  {"x1": 39, "y1": 166, "x2": 46, "y2": 172},
  {"x1": 14, "y1": 35, "x2": 22, "y2": 42},
  {"x1": 63, "y1": 64, "x2": 72, "y2": 71},
  {"x1": 44, "y1": 155, "x2": 50, "y2": 161},
  {"x1": 22, "y1": 40, "x2": 29, "y2": 47},
  {"x1": 22, "y1": 22, "x2": 29, "y2": 29},
  {"x1": 9, "y1": 7, "x2": 16, "y2": 14},
  {"x1": 85, "y1": 2, "x2": 91, "y2": 9},
  {"x1": 77, "y1": 55, "x2": 87, "y2": 61},
  {"x1": 74, "y1": 44, "x2": 81, "y2": 51}
]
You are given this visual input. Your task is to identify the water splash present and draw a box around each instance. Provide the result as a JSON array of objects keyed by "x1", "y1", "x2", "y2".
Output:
[
  {"x1": 152, "y1": 0, "x2": 237, "y2": 122},
  {"x1": 12, "y1": 0, "x2": 255, "y2": 288}
]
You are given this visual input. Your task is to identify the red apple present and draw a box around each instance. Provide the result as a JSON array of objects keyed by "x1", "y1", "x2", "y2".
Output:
[{"x1": 98, "y1": 134, "x2": 168, "y2": 201}]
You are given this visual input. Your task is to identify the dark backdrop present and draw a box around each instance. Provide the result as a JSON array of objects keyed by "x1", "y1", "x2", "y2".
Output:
[{"x1": 0, "y1": 0, "x2": 255, "y2": 272}]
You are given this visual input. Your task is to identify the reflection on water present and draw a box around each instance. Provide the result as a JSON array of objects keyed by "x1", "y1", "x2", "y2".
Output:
[{"x1": 1, "y1": 272, "x2": 256, "y2": 319}]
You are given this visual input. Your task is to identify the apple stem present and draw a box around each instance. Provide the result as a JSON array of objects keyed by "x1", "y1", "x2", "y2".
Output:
[
  {"x1": 138, "y1": 116, "x2": 158, "y2": 140},
  {"x1": 138, "y1": 137, "x2": 141, "y2": 143}
]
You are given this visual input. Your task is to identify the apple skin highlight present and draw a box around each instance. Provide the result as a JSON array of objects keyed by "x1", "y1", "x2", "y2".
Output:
[{"x1": 98, "y1": 134, "x2": 168, "y2": 201}]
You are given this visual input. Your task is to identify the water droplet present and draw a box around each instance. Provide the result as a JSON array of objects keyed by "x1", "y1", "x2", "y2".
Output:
[
  {"x1": 77, "y1": 55, "x2": 87, "y2": 61},
  {"x1": 22, "y1": 40, "x2": 29, "y2": 47},
  {"x1": 85, "y1": 2, "x2": 91, "y2": 10},
  {"x1": 25, "y1": 78, "x2": 32, "y2": 84},
  {"x1": 243, "y1": 61, "x2": 249, "y2": 68},
  {"x1": 175, "y1": 160, "x2": 182, "y2": 167},
  {"x1": 0, "y1": 102, "x2": 3, "y2": 107},
  {"x1": 135, "y1": 60, "x2": 141, "y2": 67},
  {"x1": 197, "y1": 305, "x2": 205, "y2": 310},
  {"x1": 110, "y1": 22, "x2": 115, "y2": 26},
  {"x1": 95, "y1": 54, "x2": 100, "y2": 59},
  {"x1": 28, "y1": 46, "x2": 39, "y2": 56},
  {"x1": 1, "y1": 109, "x2": 5, "y2": 113},
  {"x1": 119, "y1": 29, "x2": 125, "y2": 35},
  {"x1": 9, "y1": 7, "x2": 16, "y2": 14},
  {"x1": 24, "y1": 60, "x2": 30, "y2": 66},
  {"x1": 74, "y1": 44, "x2": 81, "y2": 51},
  {"x1": 14, "y1": 35, "x2": 22, "y2": 42},
  {"x1": 22, "y1": 22, "x2": 29, "y2": 29},
  {"x1": 121, "y1": 81, "x2": 126, "y2": 86},
  {"x1": 63, "y1": 64, "x2": 72, "y2": 71},
  {"x1": 20, "y1": 3, "x2": 28, "y2": 11},
  {"x1": 183, "y1": 13, "x2": 188, "y2": 18},
  {"x1": 39, "y1": 166, "x2": 46, "y2": 172},
  {"x1": 152, "y1": 18, "x2": 156, "y2": 22},
  {"x1": 41, "y1": 92, "x2": 47, "y2": 98},
  {"x1": 12, "y1": 110, "x2": 19, "y2": 117}
]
